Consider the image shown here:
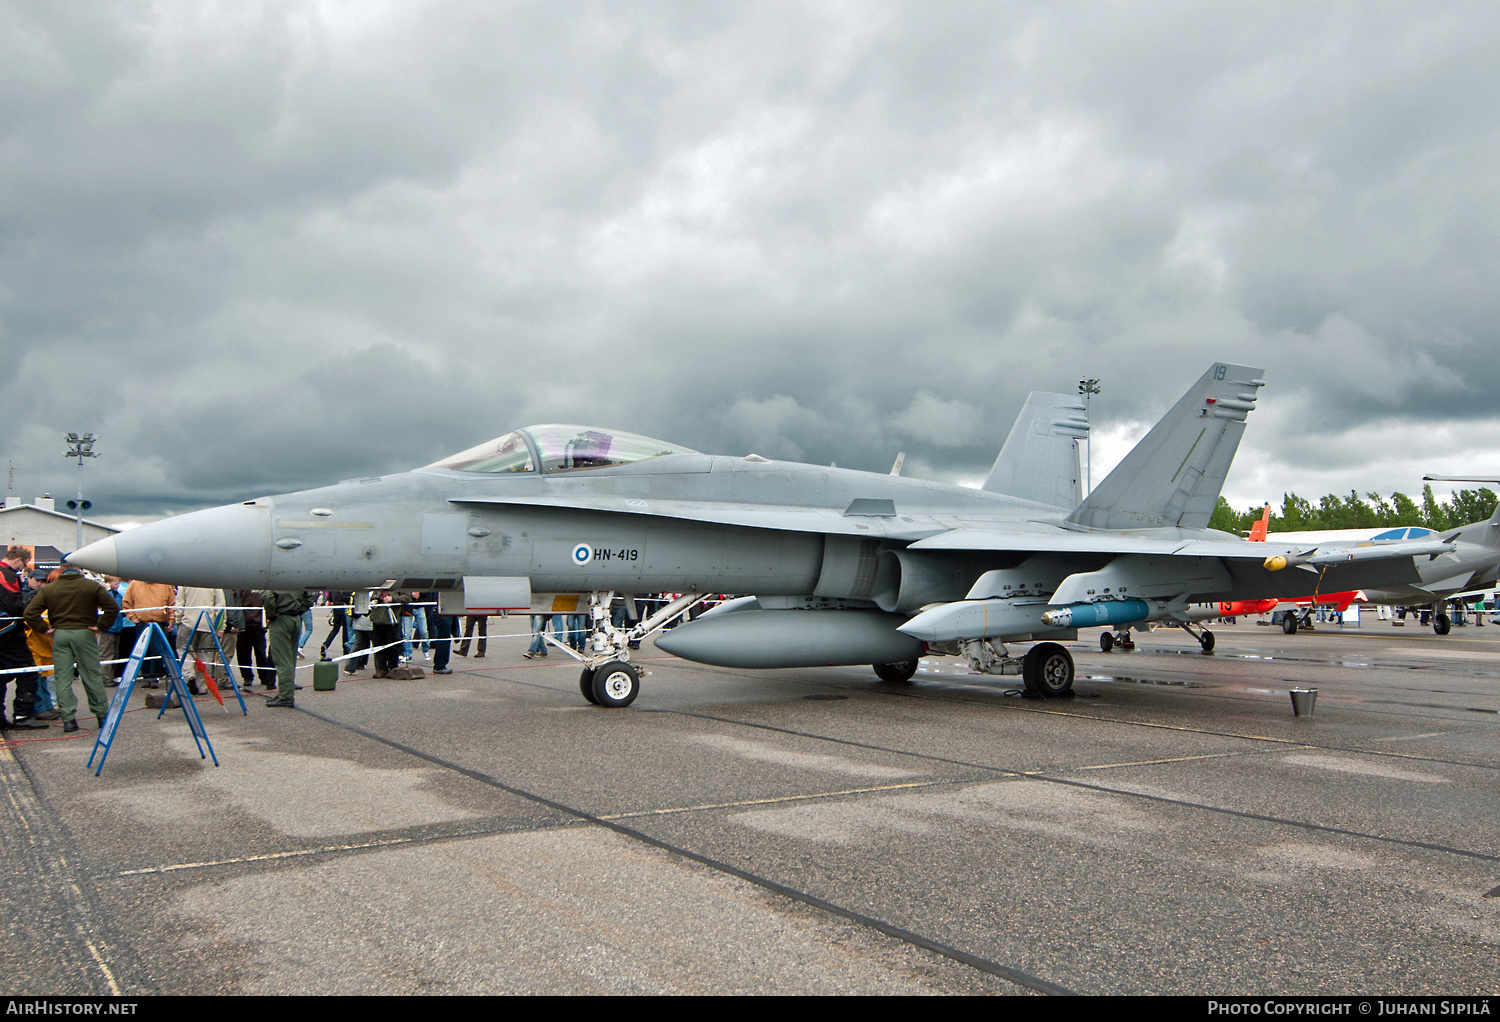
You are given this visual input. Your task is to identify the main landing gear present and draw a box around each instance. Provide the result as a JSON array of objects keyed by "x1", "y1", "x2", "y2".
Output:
[
  {"x1": 1279, "y1": 610, "x2": 1314, "y2": 634},
  {"x1": 1101, "y1": 624, "x2": 1212, "y2": 653},
  {"x1": 958, "y1": 638, "x2": 1075, "y2": 699},
  {"x1": 1434, "y1": 612, "x2": 1451, "y2": 635},
  {"x1": 555, "y1": 591, "x2": 712, "y2": 708},
  {"x1": 873, "y1": 660, "x2": 919, "y2": 683},
  {"x1": 1024, "y1": 642, "x2": 1075, "y2": 697},
  {"x1": 1179, "y1": 622, "x2": 1215, "y2": 653}
]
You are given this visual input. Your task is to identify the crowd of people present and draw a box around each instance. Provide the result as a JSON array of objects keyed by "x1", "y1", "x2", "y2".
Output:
[
  {"x1": 1, "y1": 545, "x2": 726, "y2": 734},
  {"x1": 0, "y1": 548, "x2": 453, "y2": 729}
]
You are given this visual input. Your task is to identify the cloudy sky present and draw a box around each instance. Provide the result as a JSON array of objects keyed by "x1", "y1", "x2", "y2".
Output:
[{"x1": 3, "y1": 1, "x2": 1498, "y2": 525}]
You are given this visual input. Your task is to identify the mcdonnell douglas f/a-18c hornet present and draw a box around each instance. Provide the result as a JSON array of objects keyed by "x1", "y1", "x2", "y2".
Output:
[{"x1": 69, "y1": 363, "x2": 1499, "y2": 707}]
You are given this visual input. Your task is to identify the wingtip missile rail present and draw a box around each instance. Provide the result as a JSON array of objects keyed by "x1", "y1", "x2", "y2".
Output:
[{"x1": 1264, "y1": 538, "x2": 1457, "y2": 572}]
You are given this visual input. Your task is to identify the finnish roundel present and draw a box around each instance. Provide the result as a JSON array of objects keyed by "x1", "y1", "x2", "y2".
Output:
[{"x1": 571, "y1": 543, "x2": 592, "y2": 565}]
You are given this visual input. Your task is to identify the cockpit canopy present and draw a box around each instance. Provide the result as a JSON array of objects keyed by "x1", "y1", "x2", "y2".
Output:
[{"x1": 427, "y1": 424, "x2": 698, "y2": 475}]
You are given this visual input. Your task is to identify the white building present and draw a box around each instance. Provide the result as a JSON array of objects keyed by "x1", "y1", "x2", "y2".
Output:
[{"x1": 0, "y1": 497, "x2": 121, "y2": 563}]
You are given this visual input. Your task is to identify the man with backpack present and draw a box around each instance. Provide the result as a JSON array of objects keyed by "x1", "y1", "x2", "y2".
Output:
[{"x1": 261, "y1": 590, "x2": 315, "y2": 708}]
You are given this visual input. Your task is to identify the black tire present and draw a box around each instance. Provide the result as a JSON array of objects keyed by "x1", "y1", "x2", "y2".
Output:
[
  {"x1": 873, "y1": 660, "x2": 919, "y2": 683},
  {"x1": 1434, "y1": 613, "x2": 1451, "y2": 635},
  {"x1": 590, "y1": 661, "x2": 640, "y2": 708},
  {"x1": 1022, "y1": 642, "x2": 1074, "y2": 698},
  {"x1": 1099, "y1": 631, "x2": 1114, "y2": 653},
  {"x1": 579, "y1": 668, "x2": 598, "y2": 705},
  {"x1": 1199, "y1": 629, "x2": 1215, "y2": 653},
  {"x1": 1282, "y1": 614, "x2": 1298, "y2": 635}
]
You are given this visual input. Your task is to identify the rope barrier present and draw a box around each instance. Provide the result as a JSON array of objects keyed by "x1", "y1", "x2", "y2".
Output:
[{"x1": 0, "y1": 602, "x2": 444, "y2": 624}]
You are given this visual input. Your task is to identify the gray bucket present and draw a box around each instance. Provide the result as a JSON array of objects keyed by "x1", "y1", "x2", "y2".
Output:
[{"x1": 1289, "y1": 688, "x2": 1318, "y2": 717}]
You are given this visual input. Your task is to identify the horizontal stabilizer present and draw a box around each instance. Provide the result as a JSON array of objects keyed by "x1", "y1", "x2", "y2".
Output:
[
  {"x1": 983, "y1": 392, "x2": 1087, "y2": 509},
  {"x1": 1067, "y1": 363, "x2": 1264, "y2": 531}
]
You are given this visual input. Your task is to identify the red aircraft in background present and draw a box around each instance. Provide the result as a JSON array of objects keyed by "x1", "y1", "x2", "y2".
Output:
[{"x1": 1217, "y1": 506, "x2": 1364, "y2": 631}]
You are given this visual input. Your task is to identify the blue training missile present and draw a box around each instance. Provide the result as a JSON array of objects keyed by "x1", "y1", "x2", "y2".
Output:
[
  {"x1": 1039, "y1": 600, "x2": 1150, "y2": 629},
  {"x1": 900, "y1": 598, "x2": 1149, "y2": 642}
]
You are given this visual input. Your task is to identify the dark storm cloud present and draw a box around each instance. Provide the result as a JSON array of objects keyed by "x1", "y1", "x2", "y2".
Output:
[{"x1": 2, "y1": 1, "x2": 1498, "y2": 521}]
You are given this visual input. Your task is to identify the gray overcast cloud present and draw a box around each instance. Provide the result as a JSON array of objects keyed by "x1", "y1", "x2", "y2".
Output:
[{"x1": 3, "y1": 2, "x2": 1498, "y2": 522}]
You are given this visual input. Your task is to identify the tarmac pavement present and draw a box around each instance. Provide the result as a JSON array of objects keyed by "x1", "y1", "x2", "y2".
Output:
[{"x1": 3, "y1": 612, "x2": 1498, "y2": 995}]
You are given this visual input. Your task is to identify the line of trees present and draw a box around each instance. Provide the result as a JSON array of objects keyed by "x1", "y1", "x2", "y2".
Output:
[{"x1": 1209, "y1": 485, "x2": 1499, "y2": 536}]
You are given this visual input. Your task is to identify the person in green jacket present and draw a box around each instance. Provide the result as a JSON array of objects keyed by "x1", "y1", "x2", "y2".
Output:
[
  {"x1": 261, "y1": 590, "x2": 314, "y2": 707},
  {"x1": 24, "y1": 566, "x2": 119, "y2": 732}
]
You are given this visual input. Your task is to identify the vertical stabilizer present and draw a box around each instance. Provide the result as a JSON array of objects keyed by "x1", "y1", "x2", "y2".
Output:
[
  {"x1": 1067, "y1": 363, "x2": 1265, "y2": 531},
  {"x1": 1248, "y1": 505, "x2": 1270, "y2": 541},
  {"x1": 983, "y1": 392, "x2": 1087, "y2": 509}
]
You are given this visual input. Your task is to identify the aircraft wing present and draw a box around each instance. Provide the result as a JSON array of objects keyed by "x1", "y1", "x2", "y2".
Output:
[
  {"x1": 913, "y1": 529, "x2": 1449, "y2": 598},
  {"x1": 453, "y1": 495, "x2": 1452, "y2": 572},
  {"x1": 911, "y1": 529, "x2": 1204, "y2": 555},
  {"x1": 911, "y1": 528, "x2": 1453, "y2": 563}
]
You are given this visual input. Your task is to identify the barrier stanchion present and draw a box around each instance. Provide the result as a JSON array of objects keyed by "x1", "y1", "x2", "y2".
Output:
[
  {"x1": 89, "y1": 623, "x2": 217, "y2": 776},
  {"x1": 175, "y1": 610, "x2": 248, "y2": 715}
]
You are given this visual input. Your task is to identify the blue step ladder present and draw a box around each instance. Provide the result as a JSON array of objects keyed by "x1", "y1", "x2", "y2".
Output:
[{"x1": 89, "y1": 623, "x2": 218, "y2": 776}]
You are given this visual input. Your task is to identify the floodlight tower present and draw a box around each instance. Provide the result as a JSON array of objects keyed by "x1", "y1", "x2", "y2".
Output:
[
  {"x1": 64, "y1": 432, "x2": 100, "y2": 553},
  {"x1": 1077, "y1": 378, "x2": 1100, "y2": 496}
]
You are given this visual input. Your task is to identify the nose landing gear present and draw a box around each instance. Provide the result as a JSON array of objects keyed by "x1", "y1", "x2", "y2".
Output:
[{"x1": 549, "y1": 591, "x2": 712, "y2": 707}]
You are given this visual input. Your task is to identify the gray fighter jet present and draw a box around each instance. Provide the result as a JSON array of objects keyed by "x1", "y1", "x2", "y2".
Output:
[{"x1": 70, "y1": 363, "x2": 1485, "y2": 707}]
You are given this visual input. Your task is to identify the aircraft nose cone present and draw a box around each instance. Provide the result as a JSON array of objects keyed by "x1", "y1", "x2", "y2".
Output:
[
  {"x1": 99, "y1": 502, "x2": 274, "y2": 588},
  {"x1": 68, "y1": 536, "x2": 118, "y2": 575}
]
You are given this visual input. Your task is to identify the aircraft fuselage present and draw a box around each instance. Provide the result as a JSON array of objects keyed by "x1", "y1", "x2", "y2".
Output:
[{"x1": 89, "y1": 455, "x2": 1064, "y2": 601}]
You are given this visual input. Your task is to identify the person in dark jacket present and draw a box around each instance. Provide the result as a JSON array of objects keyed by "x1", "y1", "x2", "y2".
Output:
[
  {"x1": 235, "y1": 590, "x2": 274, "y2": 689},
  {"x1": 24, "y1": 564, "x2": 119, "y2": 733},
  {"x1": 368, "y1": 590, "x2": 404, "y2": 679},
  {"x1": 420, "y1": 593, "x2": 456, "y2": 675},
  {"x1": 344, "y1": 591, "x2": 374, "y2": 674},
  {"x1": 0, "y1": 547, "x2": 46, "y2": 730},
  {"x1": 318, "y1": 591, "x2": 353, "y2": 659}
]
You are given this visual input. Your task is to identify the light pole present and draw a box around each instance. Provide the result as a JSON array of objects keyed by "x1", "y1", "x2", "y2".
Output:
[
  {"x1": 64, "y1": 433, "x2": 99, "y2": 552},
  {"x1": 1078, "y1": 378, "x2": 1100, "y2": 496}
]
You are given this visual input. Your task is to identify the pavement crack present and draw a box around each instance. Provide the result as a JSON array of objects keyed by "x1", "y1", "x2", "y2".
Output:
[{"x1": 105, "y1": 816, "x2": 584, "y2": 879}]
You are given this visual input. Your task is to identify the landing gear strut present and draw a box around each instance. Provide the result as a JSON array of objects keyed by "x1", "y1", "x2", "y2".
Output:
[
  {"x1": 1179, "y1": 622, "x2": 1215, "y2": 653},
  {"x1": 549, "y1": 591, "x2": 713, "y2": 707}
]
